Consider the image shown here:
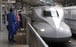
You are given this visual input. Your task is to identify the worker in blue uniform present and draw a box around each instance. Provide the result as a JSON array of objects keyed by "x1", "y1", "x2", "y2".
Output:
[{"x1": 7, "y1": 8, "x2": 18, "y2": 43}]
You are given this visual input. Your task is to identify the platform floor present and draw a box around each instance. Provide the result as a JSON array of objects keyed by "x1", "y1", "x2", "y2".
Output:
[{"x1": 0, "y1": 24, "x2": 29, "y2": 47}]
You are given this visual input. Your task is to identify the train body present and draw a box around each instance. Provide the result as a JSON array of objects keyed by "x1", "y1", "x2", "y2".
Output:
[
  {"x1": 27, "y1": 5, "x2": 72, "y2": 43},
  {"x1": 64, "y1": 6, "x2": 76, "y2": 34},
  {"x1": 25, "y1": 0, "x2": 72, "y2": 43}
]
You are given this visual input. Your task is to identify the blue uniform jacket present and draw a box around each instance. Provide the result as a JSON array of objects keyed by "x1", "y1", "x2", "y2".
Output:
[{"x1": 7, "y1": 12, "x2": 18, "y2": 34}]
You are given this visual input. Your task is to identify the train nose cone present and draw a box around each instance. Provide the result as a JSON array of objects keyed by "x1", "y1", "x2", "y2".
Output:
[{"x1": 56, "y1": 23, "x2": 72, "y2": 38}]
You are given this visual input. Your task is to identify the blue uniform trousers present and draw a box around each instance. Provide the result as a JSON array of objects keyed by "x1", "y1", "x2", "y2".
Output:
[
  {"x1": 8, "y1": 32, "x2": 14, "y2": 42},
  {"x1": 8, "y1": 24, "x2": 17, "y2": 42}
]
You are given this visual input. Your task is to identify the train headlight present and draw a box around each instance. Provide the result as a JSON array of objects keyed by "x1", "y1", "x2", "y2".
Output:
[{"x1": 40, "y1": 29, "x2": 45, "y2": 32}]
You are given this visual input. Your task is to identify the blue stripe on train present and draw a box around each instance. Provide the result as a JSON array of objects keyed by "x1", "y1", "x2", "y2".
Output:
[{"x1": 64, "y1": 18, "x2": 76, "y2": 21}]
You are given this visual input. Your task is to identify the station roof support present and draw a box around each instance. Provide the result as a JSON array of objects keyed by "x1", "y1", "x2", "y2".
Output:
[{"x1": 0, "y1": 0, "x2": 2, "y2": 31}]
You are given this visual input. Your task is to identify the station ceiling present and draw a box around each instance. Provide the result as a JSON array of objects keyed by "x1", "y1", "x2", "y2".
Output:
[
  {"x1": 17, "y1": 0, "x2": 76, "y2": 6},
  {"x1": 55, "y1": 0, "x2": 76, "y2": 6}
]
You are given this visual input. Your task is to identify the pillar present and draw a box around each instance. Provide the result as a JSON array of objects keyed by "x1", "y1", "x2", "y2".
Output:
[{"x1": 0, "y1": 0, "x2": 2, "y2": 31}]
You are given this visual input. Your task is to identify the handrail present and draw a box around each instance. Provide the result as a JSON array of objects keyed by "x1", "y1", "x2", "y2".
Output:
[{"x1": 28, "y1": 22, "x2": 48, "y2": 47}]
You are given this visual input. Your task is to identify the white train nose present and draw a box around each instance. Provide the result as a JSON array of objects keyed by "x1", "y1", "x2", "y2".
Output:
[{"x1": 56, "y1": 27, "x2": 72, "y2": 38}]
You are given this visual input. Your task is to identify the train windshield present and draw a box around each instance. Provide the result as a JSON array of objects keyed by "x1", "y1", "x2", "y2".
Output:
[
  {"x1": 43, "y1": 10, "x2": 59, "y2": 17},
  {"x1": 43, "y1": 10, "x2": 52, "y2": 17},
  {"x1": 51, "y1": 10, "x2": 59, "y2": 17}
]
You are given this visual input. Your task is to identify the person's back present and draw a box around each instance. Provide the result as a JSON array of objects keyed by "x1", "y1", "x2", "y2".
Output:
[
  {"x1": 7, "y1": 12, "x2": 16, "y2": 24},
  {"x1": 7, "y1": 8, "x2": 17, "y2": 43}
]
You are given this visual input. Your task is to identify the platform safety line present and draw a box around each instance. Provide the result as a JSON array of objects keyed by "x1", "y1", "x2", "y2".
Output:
[{"x1": 28, "y1": 23, "x2": 48, "y2": 47}]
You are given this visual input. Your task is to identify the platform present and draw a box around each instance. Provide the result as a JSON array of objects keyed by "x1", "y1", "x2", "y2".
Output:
[{"x1": 0, "y1": 24, "x2": 29, "y2": 47}]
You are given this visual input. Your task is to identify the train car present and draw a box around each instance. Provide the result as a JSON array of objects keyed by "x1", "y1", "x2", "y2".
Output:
[
  {"x1": 64, "y1": 6, "x2": 76, "y2": 34},
  {"x1": 26, "y1": 0, "x2": 72, "y2": 43}
]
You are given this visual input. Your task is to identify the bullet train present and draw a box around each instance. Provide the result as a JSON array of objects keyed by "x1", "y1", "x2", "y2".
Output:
[
  {"x1": 64, "y1": 6, "x2": 76, "y2": 34},
  {"x1": 26, "y1": 0, "x2": 72, "y2": 43}
]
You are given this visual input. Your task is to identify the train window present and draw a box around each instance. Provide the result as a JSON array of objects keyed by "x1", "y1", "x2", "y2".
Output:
[
  {"x1": 51, "y1": 10, "x2": 58, "y2": 17},
  {"x1": 43, "y1": 10, "x2": 52, "y2": 17}
]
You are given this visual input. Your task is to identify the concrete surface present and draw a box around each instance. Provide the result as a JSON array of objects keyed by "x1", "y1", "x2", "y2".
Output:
[{"x1": 0, "y1": 24, "x2": 29, "y2": 47}]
